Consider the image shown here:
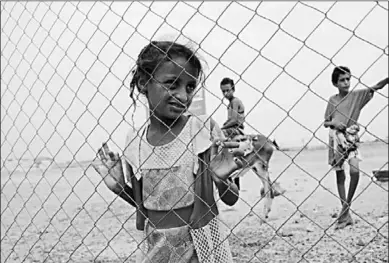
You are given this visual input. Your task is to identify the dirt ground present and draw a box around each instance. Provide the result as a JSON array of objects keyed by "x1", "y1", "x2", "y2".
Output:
[{"x1": 1, "y1": 142, "x2": 388, "y2": 263}]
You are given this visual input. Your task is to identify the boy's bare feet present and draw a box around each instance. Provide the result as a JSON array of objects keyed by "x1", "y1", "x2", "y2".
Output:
[{"x1": 335, "y1": 213, "x2": 354, "y2": 230}]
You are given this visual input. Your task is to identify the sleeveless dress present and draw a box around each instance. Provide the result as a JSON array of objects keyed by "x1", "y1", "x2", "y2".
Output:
[{"x1": 125, "y1": 116, "x2": 234, "y2": 263}]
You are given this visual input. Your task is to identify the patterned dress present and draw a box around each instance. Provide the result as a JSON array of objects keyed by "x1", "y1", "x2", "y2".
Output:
[{"x1": 125, "y1": 116, "x2": 234, "y2": 263}]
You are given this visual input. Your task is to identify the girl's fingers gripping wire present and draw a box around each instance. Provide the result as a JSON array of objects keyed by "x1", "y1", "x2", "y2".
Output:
[
  {"x1": 213, "y1": 139, "x2": 246, "y2": 157},
  {"x1": 212, "y1": 139, "x2": 246, "y2": 170},
  {"x1": 102, "y1": 143, "x2": 116, "y2": 161},
  {"x1": 98, "y1": 148, "x2": 107, "y2": 162},
  {"x1": 93, "y1": 148, "x2": 106, "y2": 175},
  {"x1": 101, "y1": 142, "x2": 121, "y2": 163}
]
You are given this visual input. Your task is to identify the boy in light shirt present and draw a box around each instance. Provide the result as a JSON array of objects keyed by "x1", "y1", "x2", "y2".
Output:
[{"x1": 324, "y1": 66, "x2": 388, "y2": 229}]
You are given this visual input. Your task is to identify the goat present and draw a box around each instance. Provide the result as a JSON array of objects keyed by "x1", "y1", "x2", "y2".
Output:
[{"x1": 229, "y1": 134, "x2": 285, "y2": 223}]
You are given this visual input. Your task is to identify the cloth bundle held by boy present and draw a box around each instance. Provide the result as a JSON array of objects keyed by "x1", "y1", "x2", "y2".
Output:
[
  {"x1": 324, "y1": 66, "x2": 388, "y2": 230},
  {"x1": 333, "y1": 124, "x2": 360, "y2": 168},
  {"x1": 92, "y1": 41, "x2": 250, "y2": 262}
]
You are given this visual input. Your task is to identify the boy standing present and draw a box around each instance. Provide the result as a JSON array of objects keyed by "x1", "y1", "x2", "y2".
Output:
[{"x1": 324, "y1": 66, "x2": 388, "y2": 229}]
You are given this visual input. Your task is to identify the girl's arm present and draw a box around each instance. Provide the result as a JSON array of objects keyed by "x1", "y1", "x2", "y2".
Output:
[
  {"x1": 92, "y1": 143, "x2": 137, "y2": 208},
  {"x1": 208, "y1": 117, "x2": 241, "y2": 205},
  {"x1": 113, "y1": 184, "x2": 136, "y2": 207},
  {"x1": 115, "y1": 160, "x2": 139, "y2": 207}
]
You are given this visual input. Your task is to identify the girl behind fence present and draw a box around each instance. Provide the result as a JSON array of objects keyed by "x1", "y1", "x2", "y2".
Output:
[{"x1": 93, "y1": 41, "x2": 247, "y2": 262}]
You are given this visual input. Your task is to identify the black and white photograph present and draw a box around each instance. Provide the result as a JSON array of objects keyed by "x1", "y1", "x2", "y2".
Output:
[{"x1": 1, "y1": 1, "x2": 388, "y2": 262}]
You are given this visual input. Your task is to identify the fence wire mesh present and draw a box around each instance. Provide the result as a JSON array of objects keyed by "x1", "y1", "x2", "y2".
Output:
[{"x1": 1, "y1": 1, "x2": 388, "y2": 263}]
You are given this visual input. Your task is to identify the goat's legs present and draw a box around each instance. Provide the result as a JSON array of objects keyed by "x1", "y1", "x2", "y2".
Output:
[{"x1": 252, "y1": 162, "x2": 274, "y2": 223}]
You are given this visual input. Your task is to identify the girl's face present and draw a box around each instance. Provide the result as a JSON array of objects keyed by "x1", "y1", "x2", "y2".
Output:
[{"x1": 145, "y1": 57, "x2": 199, "y2": 121}]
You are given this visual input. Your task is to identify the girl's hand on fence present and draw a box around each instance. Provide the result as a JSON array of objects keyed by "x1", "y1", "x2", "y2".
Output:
[
  {"x1": 92, "y1": 143, "x2": 125, "y2": 194},
  {"x1": 209, "y1": 140, "x2": 246, "y2": 183}
]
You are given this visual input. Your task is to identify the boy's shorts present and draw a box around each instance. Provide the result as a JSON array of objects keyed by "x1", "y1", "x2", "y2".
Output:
[
  {"x1": 328, "y1": 129, "x2": 363, "y2": 171},
  {"x1": 332, "y1": 150, "x2": 363, "y2": 171}
]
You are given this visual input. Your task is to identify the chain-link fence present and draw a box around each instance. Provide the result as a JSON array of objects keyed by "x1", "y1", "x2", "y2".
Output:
[{"x1": 1, "y1": 1, "x2": 388, "y2": 263}]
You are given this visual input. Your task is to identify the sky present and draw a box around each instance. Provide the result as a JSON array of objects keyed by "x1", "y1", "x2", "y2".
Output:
[{"x1": 1, "y1": 1, "x2": 388, "y2": 164}]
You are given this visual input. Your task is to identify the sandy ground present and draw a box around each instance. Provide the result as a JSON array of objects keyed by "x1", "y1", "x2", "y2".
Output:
[{"x1": 1, "y1": 142, "x2": 388, "y2": 263}]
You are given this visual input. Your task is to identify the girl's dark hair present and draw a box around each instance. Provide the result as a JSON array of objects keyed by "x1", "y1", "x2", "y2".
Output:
[
  {"x1": 129, "y1": 41, "x2": 205, "y2": 107},
  {"x1": 220, "y1": 77, "x2": 235, "y2": 90},
  {"x1": 331, "y1": 66, "x2": 351, "y2": 85}
]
